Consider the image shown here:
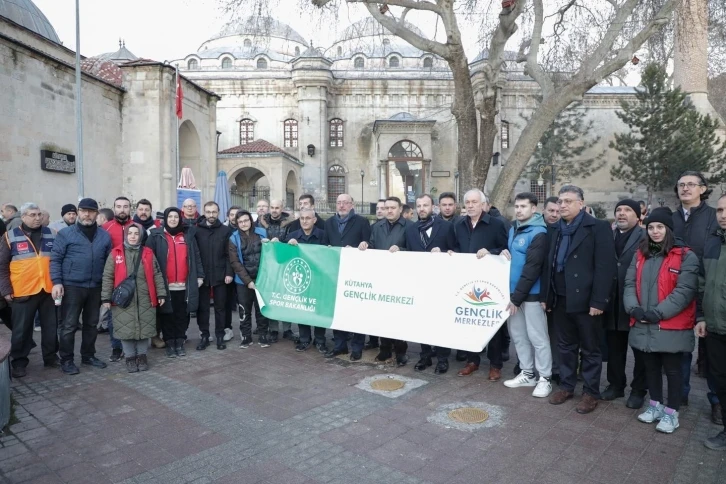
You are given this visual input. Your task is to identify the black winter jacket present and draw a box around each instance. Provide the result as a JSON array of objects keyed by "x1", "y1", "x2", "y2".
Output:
[
  {"x1": 369, "y1": 217, "x2": 412, "y2": 250},
  {"x1": 672, "y1": 201, "x2": 718, "y2": 260},
  {"x1": 452, "y1": 214, "x2": 508, "y2": 255},
  {"x1": 405, "y1": 217, "x2": 457, "y2": 252},
  {"x1": 258, "y1": 213, "x2": 293, "y2": 241},
  {"x1": 489, "y1": 207, "x2": 512, "y2": 233},
  {"x1": 324, "y1": 212, "x2": 372, "y2": 248},
  {"x1": 540, "y1": 212, "x2": 616, "y2": 314},
  {"x1": 605, "y1": 226, "x2": 645, "y2": 331},
  {"x1": 146, "y1": 227, "x2": 205, "y2": 314},
  {"x1": 194, "y1": 218, "x2": 233, "y2": 286},
  {"x1": 286, "y1": 212, "x2": 325, "y2": 235}
]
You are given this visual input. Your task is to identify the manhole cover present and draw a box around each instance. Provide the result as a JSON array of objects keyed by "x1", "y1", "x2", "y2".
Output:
[
  {"x1": 370, "y1": 379, "x2": 405, "y2": 391},
  {"x1": 448, "y1": 407, "x2": 489, "y2": 424}
]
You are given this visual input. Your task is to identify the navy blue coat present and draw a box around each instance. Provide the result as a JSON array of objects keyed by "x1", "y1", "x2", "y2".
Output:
[
  {"x1": 324, "y1": 213, "x2": 371, "y2": 248},
  {"x1": 50, "y1": 224, "x2": 112, "y2": 288},
  {"x1": 452, "y1": 213, "x2": 508, "y2": 255},
  {"x1": 405, "y1": 217, "x2": 457, "y2": 252}
]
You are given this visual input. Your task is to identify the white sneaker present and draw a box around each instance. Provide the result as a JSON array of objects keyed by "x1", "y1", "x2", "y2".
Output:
[
  {"x1": 532, "y1": 377, "x2": 552, "y2": 398},
  {"x1": 638, "y1": 402, "x2": 665, "y2": 424},
  {"x1": 504, "y1": 372, "x2": 537, "y2": 388},
  {"x1": 223, "y1": 328, "x2": 234, "y2": 341},
  {"x1": 656, "y1": 411, "x2": 679, "y2": 433}
]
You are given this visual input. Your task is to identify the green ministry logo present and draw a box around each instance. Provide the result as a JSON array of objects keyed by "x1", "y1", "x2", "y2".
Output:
[{"x1": 283, "y1": 257, "x2": 312, "y2": 295}]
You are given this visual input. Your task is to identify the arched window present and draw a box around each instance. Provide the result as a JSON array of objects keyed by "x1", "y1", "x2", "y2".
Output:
[
  {"x1": 329, "y1": 119, "x2": 344, "y2": 148},
  {"x1": 423, "y1": 57, "x2": 433, "y2": 68},
  {"x1": 327, "y1": 165, "x2": 346, "y2": 204},
  {"x1": 221, "y1": 58, "x2": 232, "y2": 69},
  {"x1": 283, "y1": 119, "x2": 298, "y2": 148},
  {"x1": 354, "y1": 57, "x2": 364, "y2": 69},
  {"x1": 239, "y1": 119, "x2": 254, "y2": 145},
  {"x1": 256, "y1": 58, "x2": 268, "y2": 69},
  {"x1": 294, "y1": 46, "x2": 300, "y2": 56},
  {"x1": 187, "y1": 59, "x2": 198, "y2": 70},
  {"x1": 243, "y1": 38, "x2": 252, "y2": 48},
  {"x1": 388, "y1": 140, "x2": 423, "y2": 159},
  {"x1": 337, "y1": 46, "x2": 342, "y2": 57},
  {"x1": 501, "y1": 120, "x2": 510, "y2": 149},
  {"x1": 389, "y1": 56, "x2": 400, "y2": 68}
]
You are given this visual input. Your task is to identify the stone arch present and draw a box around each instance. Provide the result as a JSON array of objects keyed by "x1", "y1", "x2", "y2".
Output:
[
  {"x1": 179, "y1": 120, "x2": 201, "y2": 183},
  {"x1": 285, "y1": 170, "x2": 299, "y2": 210},
  {"x1": 228, "y1": 166, "x2": 271, "y2": 211}
]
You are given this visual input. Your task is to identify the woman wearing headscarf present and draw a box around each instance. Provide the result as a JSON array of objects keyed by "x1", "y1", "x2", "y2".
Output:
[
  {"x1": 624, "y1": 207, "x2": 698, "y2": 434},
  {"x1": 146, "y1": 207, "x2": 204, "y2": 357},
  {"x1": 101, "y1": 224, "x2": 167, "y2": 373}
]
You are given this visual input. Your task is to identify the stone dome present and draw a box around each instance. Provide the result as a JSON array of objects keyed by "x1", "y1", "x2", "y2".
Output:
[
  {"x1": 336, "y1": 17, "x2": 425, "y2": 42},
  {"x1": 207, "y1": 16, "x2": 307, "y2": 47},
  {"x1": 97, "y1": 40, "x2": 138, "y2": 64},
  {"x1": 0, "y1": 0, "x2": 60, "y2": 43}
]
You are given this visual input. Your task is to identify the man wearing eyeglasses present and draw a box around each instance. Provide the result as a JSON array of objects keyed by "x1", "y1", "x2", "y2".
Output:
[
  {"x1": 323, "y1": 193, "x2": 371, "y2": 360},
  {"x1": 181, "y1": 199, "x2": 199, "y2": 227},
  {"x1": 672, "y1": 171, "x2": 720, "y2": 422},
  {"x1": 541, "y1": 185, "x2": 616, "y2": 414},
  {"x1": 0, "y1": 203, "x2": 59, "y2": 377}
]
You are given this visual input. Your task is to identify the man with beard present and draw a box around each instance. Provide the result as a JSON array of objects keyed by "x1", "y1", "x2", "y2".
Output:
[
  {"x1": 51, "y1": 198, "x2": 112, "y2": 375},
  {"x1": 181, "y1": 199, "x2": 199, "y2": 227},
  {"x1": 405, "y1": 194, "x2": 457, "y2": 374},
  {"x1": 438, "y1": 192, "x2": 460, "y2": 224},
  {"x1": 222, "y1": 205, "x2": 242, "y2": 342},
  {"x1": 133, "y1": 199, "x2": 160, "y2": 237},
  {"x1": 226, "y1": 206, "x2": 241, "y2": 229},
  {"x1": 359, "y1": 196, "x2": 412, "y2": 367},
  {"x1": 259, "y1": 199, "x2": 296, "y2": 342},
  {"x1": 286, "y1": 195, "x2": 325, "y2": 233},
  {"x1": 103, "y1": 197, "x2": 133, "y2": 248},
  {"x1": 194, "y1": 202, "x2": 234, "y2": 350},
  {"x1": 0, "y1": 203, "x2": 59, "y2": 377},
  {"x1": 602, "y1": 199, "x2": 647, "y2": 408},
  {"x1": 324, "y1": 193, "x2": 371, "y2": 360}
]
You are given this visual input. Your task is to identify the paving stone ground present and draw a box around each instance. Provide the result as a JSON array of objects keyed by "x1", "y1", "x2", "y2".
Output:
[{"x1": 1, "y1": 319, "x2": 725, "y2": 484}]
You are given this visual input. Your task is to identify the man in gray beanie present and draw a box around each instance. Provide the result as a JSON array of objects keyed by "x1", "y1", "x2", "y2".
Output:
[{"x1": 602, "y1": 199, "x2": 648, "y2": 407}]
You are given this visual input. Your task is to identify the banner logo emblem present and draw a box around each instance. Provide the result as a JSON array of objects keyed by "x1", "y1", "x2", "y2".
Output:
[
  {"x1": 461, "y1": 283, "x2": 498, "y2": 307},
  {"x1": 283, "y1": 258, "x2": 312, "y2": 295}
]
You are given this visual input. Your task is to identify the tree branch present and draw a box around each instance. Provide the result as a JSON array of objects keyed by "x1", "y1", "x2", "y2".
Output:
[
  {"x1": 357, "y1": 1, "x2": 450, "y2": 58},
  {"x1": 480, "y1": 0, "x2": 526, "y2": 87},
  {"x1": 347, "y1": 0, "x2": 441, "y2": 14},
  {"x1": 581, "y1": 0, "x2": 640, "y2": 75},
  {"x1": 524, "y1": 0, "x2": 555, "y2": 98},
  {"x1": 593, "y1": 0, "x2": 678, "y2": 81}
]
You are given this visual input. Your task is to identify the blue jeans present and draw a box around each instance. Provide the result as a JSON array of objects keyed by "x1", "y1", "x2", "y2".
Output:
[{"x1": 105, "y1": 309, "x2": 121, "y2": 350}]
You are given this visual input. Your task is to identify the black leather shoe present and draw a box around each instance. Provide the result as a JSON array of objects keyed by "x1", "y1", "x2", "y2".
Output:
[
  {"x1": 196, "y1": 339, "x2": 209, "y2": 351},
  {"x1": 626, "y1": 393, "x2": 645, "y2": 409},
  {"x1": 44, "y1": 356, "x2": 61, "y2": 368},
  {"x1": 11, "y1": 366, "x2": 27, "y2": 378},
  {"x1": 600, "y1": 386, "x2": 625, "y2": 401},
  {"x1": 434, "y1": 360, "x2": 449, "y2": 374},
  {"x1": 396, "y1": 354, "x2": 409, "y2": 367},
  {"x1": 324, "y1": 349, "x2": 348, "y2": 359},
  {"x1": 375, "y1": 351, "x2": 393, "y2": 362},
  {"x1": 269, "y1": 331, "x2": 279, "y2": 344},
  {"x1": 81, "y1": 357, "x2": 107, "y2": 369},
  {"x1": 363, "y1": 341, "x2": 379, "y2": 350},
  {"x1": 216, "y1": 336, "x2": 226, "y2": 350},
  {"x1": 60, "y1": 360, "x2": 79, "y2": 375},
  {"x1": 350, "y1": 351, "x2": 362, "y2": 361},
  {"x1": 414, "y1": 357, "x2": 432, "y2": 371},
  {"x1": 455, "y1": 351, "x2": 467, "y2": 362}
]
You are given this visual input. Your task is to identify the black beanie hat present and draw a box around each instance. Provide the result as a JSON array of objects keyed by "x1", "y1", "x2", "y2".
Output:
[
  {"x1": 614, "y1": 199, "x2": 641, "y2": 217},
  {"x1": 61, "y1": 204, "x2": 77, "y2": 217},
  {"x1": 645, "y1": 207, "x2": 674, "y2": 231}
]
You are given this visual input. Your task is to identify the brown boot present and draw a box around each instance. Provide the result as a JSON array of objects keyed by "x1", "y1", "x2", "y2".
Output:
[
  {"x1": 457, "y1": 362, "x2": 479, "y2": 377},
  {"x1": 576, "y1": 394, "x2": 598, "y2": 414},
  {"x1": 137, "y1": 354, "x2": 149, "y2": 372},
  {"x1": 488, "y1": 367, "x2": 502, "y2": 382},
  {"x1": 549, "y1": 389, "x2": 574, "y2": 405}
]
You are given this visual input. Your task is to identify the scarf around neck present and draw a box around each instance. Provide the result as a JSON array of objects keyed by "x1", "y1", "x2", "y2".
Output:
[
  {"x1": 133, "y1": 214, "x2": 155, "y2": 231},
  {"x1": 555, "y1": 210, "x2": 585, "y2": 272},
  {"x1": 335, "y1": 209, "x2": 355, "y2": 234},
  {"x1": 417, "y1": 216, "x2": 435, "y2": 248}
]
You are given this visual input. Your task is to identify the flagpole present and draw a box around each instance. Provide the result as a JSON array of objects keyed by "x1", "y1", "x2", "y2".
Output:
[
  {"x1": 75, "y1": 0, "x2": 84, "y2": 199},
  {"x1": 175, "y1": 65, "x2": 180, "y2": 190}
]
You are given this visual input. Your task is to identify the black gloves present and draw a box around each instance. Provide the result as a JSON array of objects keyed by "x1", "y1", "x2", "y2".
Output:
[
  {"x1": 630, "y1": 307, "x2": 645, "y2": 321},
  {"x1": 643, "y1": 310, "x2": 661, "y2": 324}
]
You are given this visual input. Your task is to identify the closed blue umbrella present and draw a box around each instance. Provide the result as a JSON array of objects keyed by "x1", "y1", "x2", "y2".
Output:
[{"x1": 214, "y1": 171, "x2": 231, "y2": 223}]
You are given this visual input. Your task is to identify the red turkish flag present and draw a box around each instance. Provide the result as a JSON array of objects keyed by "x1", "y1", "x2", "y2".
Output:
[{"x1": 175, "y1": 72, "x2": 183, "y2": 119}]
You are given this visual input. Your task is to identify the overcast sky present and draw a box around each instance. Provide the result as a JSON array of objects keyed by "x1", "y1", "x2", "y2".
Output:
[{"x1": 33, "y1": 0, "x2": 488, "y2": 62}]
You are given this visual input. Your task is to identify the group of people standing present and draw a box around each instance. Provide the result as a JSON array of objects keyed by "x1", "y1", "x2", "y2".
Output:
[{"x1": 2, "y1": 169, "x2": 726, "y2": 452}]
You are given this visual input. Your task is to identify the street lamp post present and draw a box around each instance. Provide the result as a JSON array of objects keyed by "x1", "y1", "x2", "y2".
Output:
[
  {"x1": 360, "y1": 169, "x2": 365, "y2": 214},
  {"x1": 535, "y1": 155, "x2": 571, "y2": 196}
]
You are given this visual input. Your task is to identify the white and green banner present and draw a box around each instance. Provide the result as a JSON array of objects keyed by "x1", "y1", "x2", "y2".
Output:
[{"x1": 255, "y1": 243, "x2": 511, "y2": 352}]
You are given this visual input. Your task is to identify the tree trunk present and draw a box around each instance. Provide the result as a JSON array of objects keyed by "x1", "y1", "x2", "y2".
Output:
[
  {"x1": 446, "y1": 55, "x2": 479, "y2": 200},
  {"x1": 477, "y1": 94, "x2": 497, "y2": 193},
  {"x1": 490, "y1": 94, "x2": 578, "y2": 208}
]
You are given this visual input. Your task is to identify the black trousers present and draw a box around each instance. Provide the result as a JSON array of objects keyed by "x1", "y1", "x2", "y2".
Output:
[
  {"x1": 554, "y1": 299, "x2": 603, "y2": 398},
  {"x1": 368, "y1": 335, "x2": 379, "y2": 346},
  {"x1": 197, "y1": 283, "x2": 227, "y2": 339},
  {"x1": 547, "y1": 310, "x2": 560, "y2": 375},
  {"x1": 59, "y1": 286, "x2": 101, "y2": 362},
  {"x1": 10, "y1": 291, "x2": 58, "y2": 368},
  {"x1": 333, "y1": 330, "x2": 364, "y2": 353},
  {"x1": 298, "y1": 324, "x2": 326, "y2": 345},
  {"x1": 707, "y1": 332, "x2": 726, "y2": 429},
  {"x1": 160, "y1": 290, "x2": 190, "y2": 341},
  {"x1": 225, "y1": 283, "x2": 235, "y2": 330},
  {"x1": 379, "y1": 338, "x2": 408, "y2": 357},
  {"x1": 606, "y1": 330, "x2": 647, "y2": 395},
  {"x1": 643, "y1": 351, "x2": 683, "y2": 411},
  {"x1": 420, "y1": 344, "x2": 451, "y2": 360},
  {"x1": 0, "y1": 305, "x2": 11, "y2": 331},
  {"x1": 468, "y1": 325, "x2": 506, "y2": 368},
  {"x1": 236, "y1": 284, "x2": 268, "y2": 338}
]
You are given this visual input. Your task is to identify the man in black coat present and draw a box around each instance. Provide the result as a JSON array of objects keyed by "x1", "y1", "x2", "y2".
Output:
[
  {"x1": 452, "y1": 189, "x2": 508, "y2": 381},
  {"x1": 603, "y1": 199, "x2": 647, "y2": 408},
  {"x1": 672, "y1": 170, "x2": 720, "y2": 419},
  {"x1": 194, "y1": 202, "x2": 234, "y2": 351},
  {"x1": 285, "y1": 194, "x2": 325, "y2": 235},
  {"x1": 406, "y1": 194, "x2": 457, "y2": 374},
  {"x1": 359, "y1": 196, "x2": 413, "y2": 366},
  {"x1": 542, "y1": 185, "x2": 616, "y2": 414},
  {"x1": 437, "y1": 192, "x2": 461, "y2": 224},
  {"x1": 323, "y1": 193, "x2": 371, "y2": 360}
]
